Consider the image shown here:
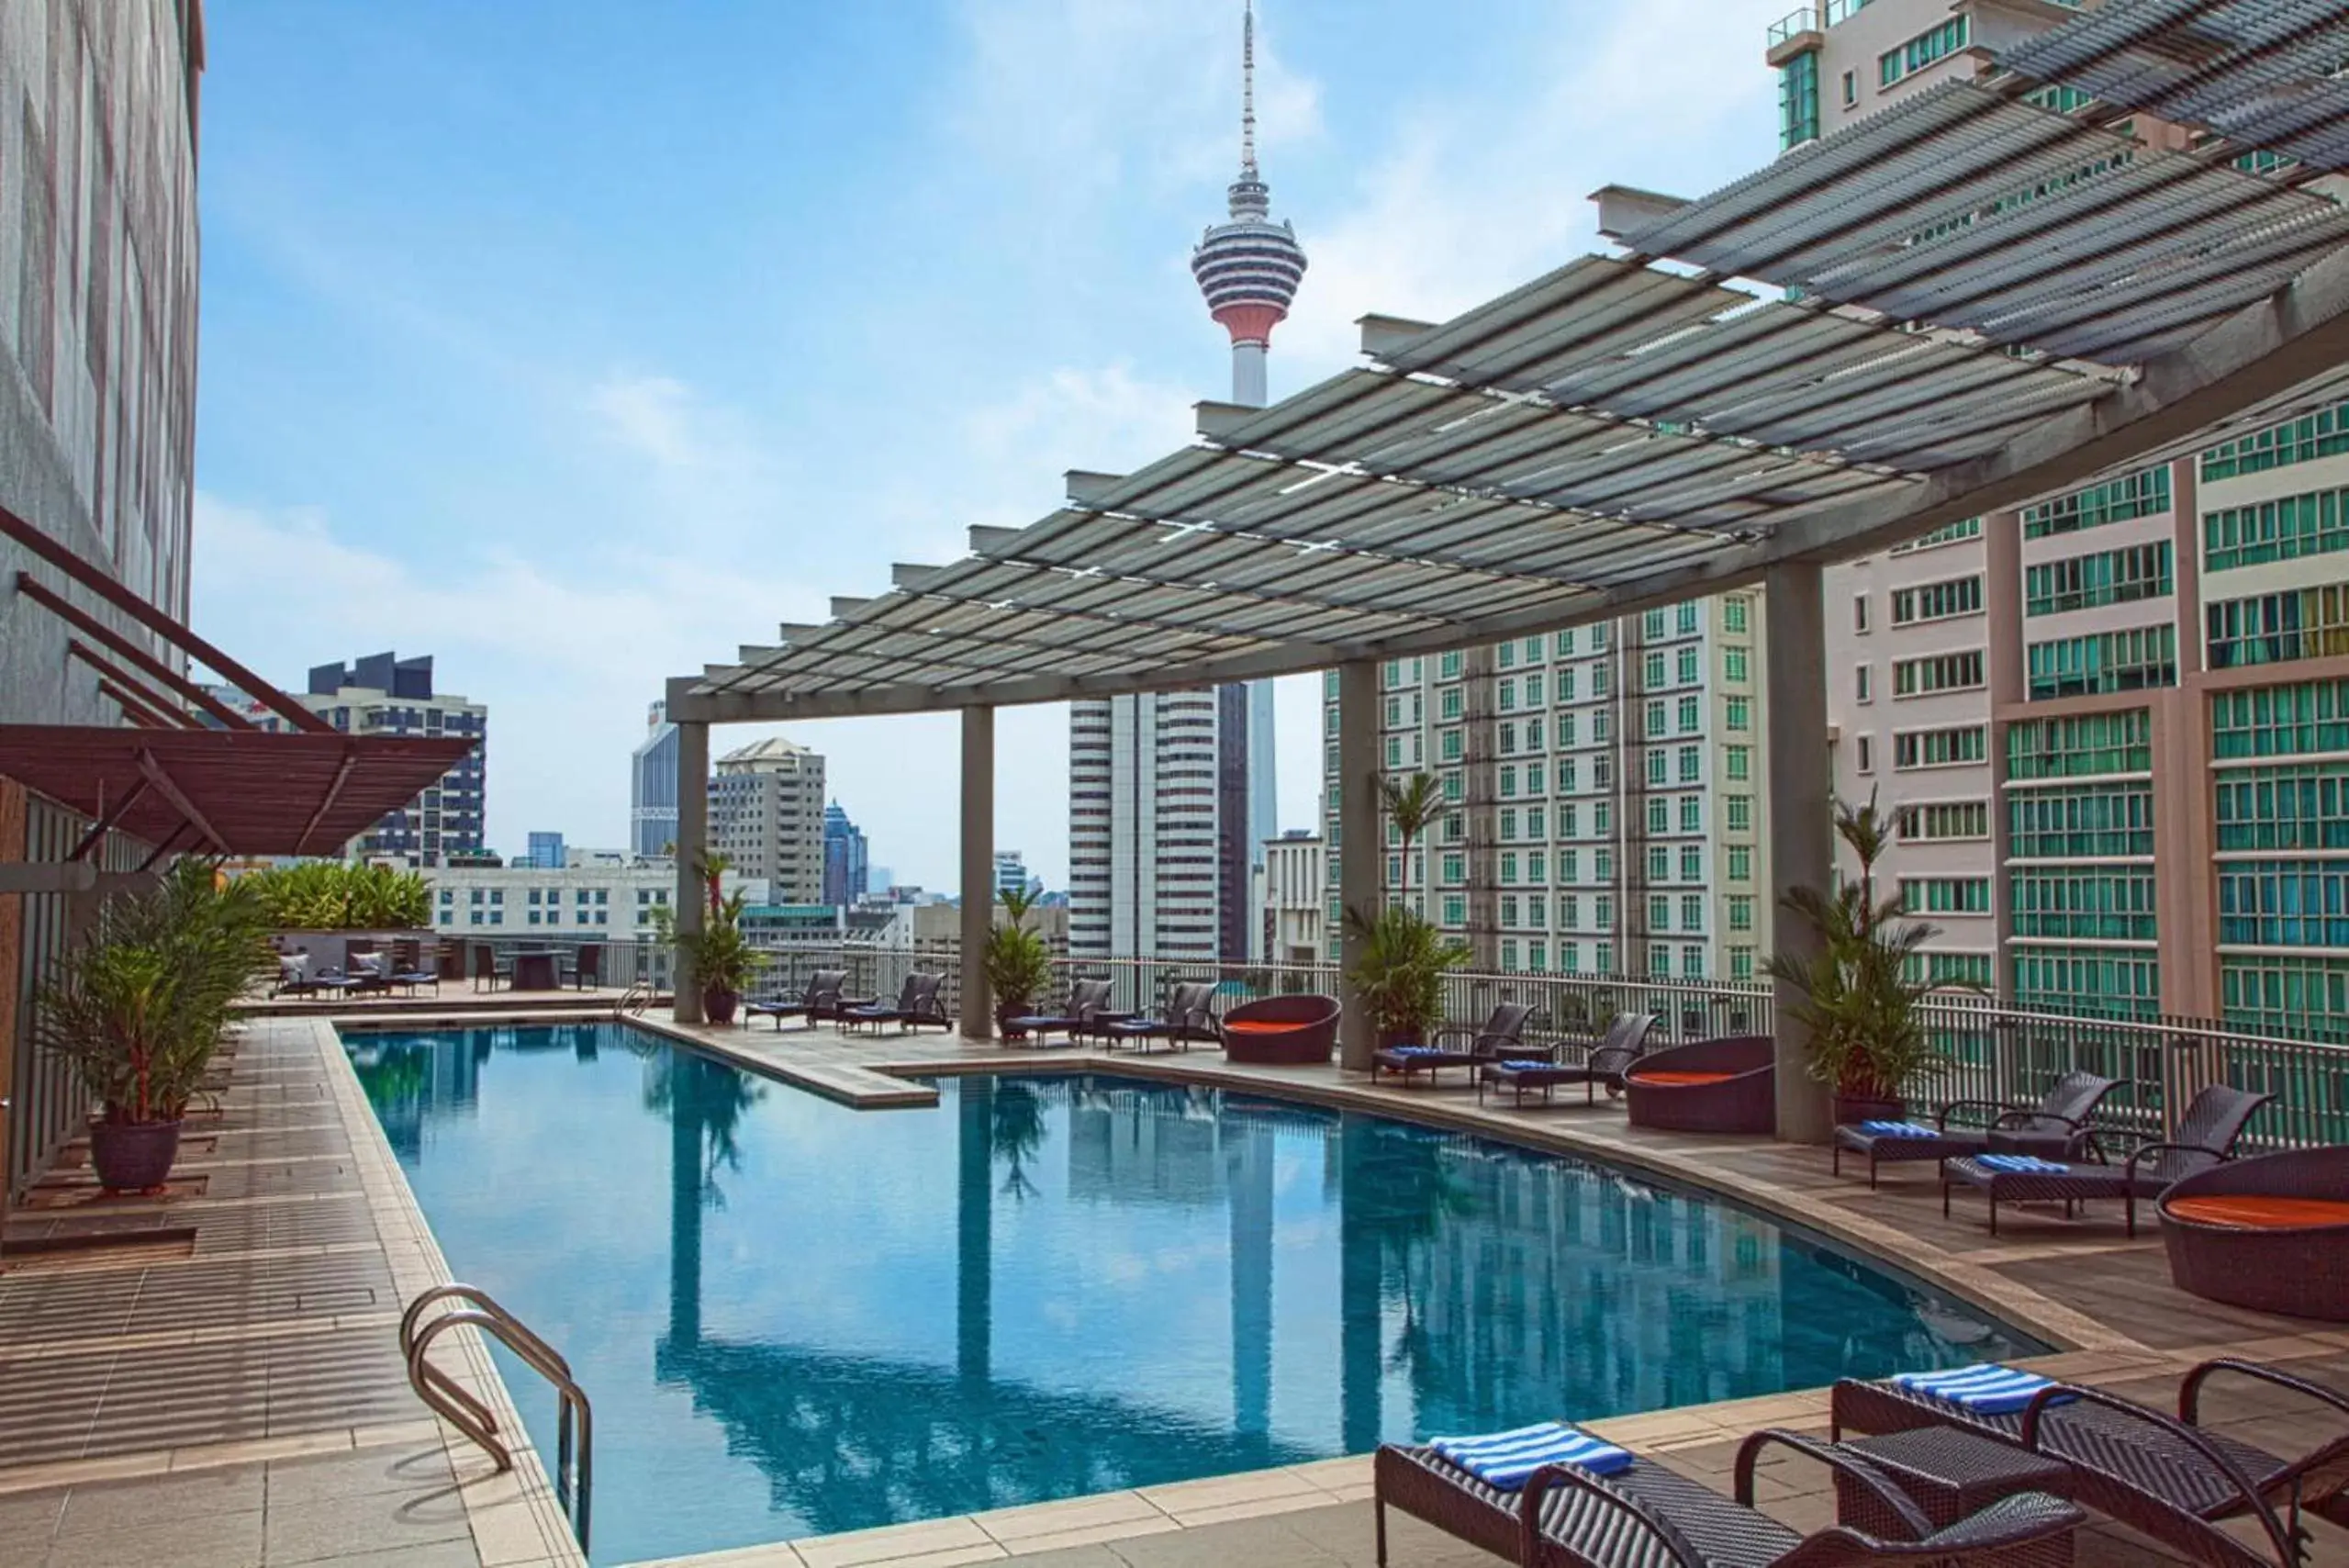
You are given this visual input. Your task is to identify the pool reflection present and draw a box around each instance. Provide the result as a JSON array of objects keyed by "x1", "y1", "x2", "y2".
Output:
[{"x1": 350, "y1": 1027, "x2": 2034, "y2": 1564}]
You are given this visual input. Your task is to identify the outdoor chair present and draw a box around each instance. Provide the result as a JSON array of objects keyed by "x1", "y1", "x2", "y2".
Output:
[
  {"x1": 1624, "y1": 1034, "x2": 1776, "y2": 1134},
  {"x1": 1831, "y1": 1070, "x2": 2127, "y2": 1189},
  {"x1": 1374, "y1": 1428, "x2": 2082, "y2": 1568},
  {"x1": 2159, "y1": 1146, "x2": 2349, "y2": 1322},
  {"x1": 1831, "y1": 1357, "x2": 2349, "y2": 1568},
  {"x1": 389, "y1": 939, "x2": 440, "y2": 996},
  {"x1": 272, "y1": 953, "x2": 318, "y2": 999},
  {"x1": 1102, "y1": 981, "x2": 1219, "y2": 1053},
  {"x1": 1478, "y1": 1012, "x2": 1656, "y2": 1107},
  {"x1": 435, "y1": 942, "x2": 467, "y2": 985},
  {"x1": 1941, "y1": 1082, "x2": 2274, "y2": 1237},
  {"x1": 1000, "y1": 978, "x2": 1114, "y2": 1045},
  {"x1": 1372, "y1": 1002, "x2": 1537, "y2": 1088},
  {"x1": 745, "y1": 969, "x2": 847, "y2": 1030},
  {"x1": 471, "y1": 945, "x2": 509, "y2": 992},
  {"x1": 842, "y1": 972, "x2": 947, "y2": 1034},
  {"x1": 343, "y1": 950, "x2": 395, "y2": 998},
  {"x1": 563, "y1": 944, "x2": 603, "y2": 991},
  {"x1": 1220, "y1": 992, "x2": 1339, "y2": 1064}
]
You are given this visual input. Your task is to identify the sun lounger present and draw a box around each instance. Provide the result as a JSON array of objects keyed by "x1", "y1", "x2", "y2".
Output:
[
  {"x1": 1831, "y1": 1070, "x2": 2125, "y2": 1188},
  {"x1": 1478, "y1": 1012, "x2": 1656, "y2": 1106},
  {"x1": 1373, "y1": 1003, "x2": 1536, "y2": 1088},
  {"x1": 744, "y1": 969, "x2": 847, "y2": 1030}
]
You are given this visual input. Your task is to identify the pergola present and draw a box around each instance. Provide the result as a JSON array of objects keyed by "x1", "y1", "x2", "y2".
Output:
[{"x1": 666, "y1": 1, "x2": 2349, "y2": 1138}]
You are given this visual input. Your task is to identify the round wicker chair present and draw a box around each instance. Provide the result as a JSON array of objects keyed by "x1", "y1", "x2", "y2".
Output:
[
  {"x1": 1220, "y1": 993, "x2": 1340, "y2": 1065},
  {"x1": 2158, "y1": 1146, "x2": 2349, "y2": 1321},
  {"x1": 1624, "y1": 1035, "x2": 1776, "y2": 1135}
]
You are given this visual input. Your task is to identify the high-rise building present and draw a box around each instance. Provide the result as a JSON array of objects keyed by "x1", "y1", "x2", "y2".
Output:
[
  {"x1": 1071, "y1": 4, "x2": 1302, "y2": 966},
  {"x1": 992, "y1": 850, "x2": 1032, "y2": 902},
  {"x1": 632, "y1": 700, "x2": 680, "y2": 860},
  {"x1": 712, "y1": 737, "x2": 825, "y2": 903},
  {"x1": 300, "y1": 654, "x2": 487, "y2": 866},
  {"x1": 1260, "y1": 830, "x2": 1326, "y2": 966},
  {"x1": 823, "y1": 801, "x2": 870, "y2": 906},
  {"x1": 1775, "y1": 1, "x2": 2349, "y2": 1039},
  {"x1": 526, "y1": 831, "x2": 566, "y2": 870},
  {"x1": 1326, "y1": 600, "x2": 1774, "y2": 983}
]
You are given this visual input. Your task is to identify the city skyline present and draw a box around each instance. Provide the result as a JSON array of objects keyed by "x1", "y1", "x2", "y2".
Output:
[{"x1": 183, "y1": 0, "x2": 1789, "y2": 890}]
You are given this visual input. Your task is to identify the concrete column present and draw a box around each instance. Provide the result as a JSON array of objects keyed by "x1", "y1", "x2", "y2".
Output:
[
  {"x1": 671, "y1": 719, "x2": 710, "y2": 1025},
  {"x1": 1336, "y1": 659, "x2": 1381, "y2": 1071},
  {"x1": 960, "y1": 706, "x2": 996, "y2": 1038},
  {"x1": 1763, "y1": 563, "x2": 1836, "y2": 1143},
  {"x1": 1984, "y1": 507, "x2": 2025, "y2": 1008}
]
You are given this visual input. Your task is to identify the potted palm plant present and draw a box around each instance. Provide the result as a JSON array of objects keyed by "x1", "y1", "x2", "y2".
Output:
[
  {"x1": 986, "y1": 887, "x2": 1054, "y2": 1036},
  {"x1": 656, "y1": 855, "x2": 766, "y2": 1025},
  {"x1": 1765, "y1": 795, "x2": 1947, "y2": 1123},
  {"x1": 36, "y1": 861, "x2": 274, "y2": 1193},
  {"x1": 1345, "y1": 770, "x2": 1470, "y2": 1047}
]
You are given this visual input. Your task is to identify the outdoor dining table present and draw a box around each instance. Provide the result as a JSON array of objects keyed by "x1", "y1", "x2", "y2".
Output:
[{"x1": 511, "y1": 951, "x2": 560, "y2": 991}]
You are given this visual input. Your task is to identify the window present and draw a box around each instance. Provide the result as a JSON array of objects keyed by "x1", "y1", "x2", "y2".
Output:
[
  {"x1": 1501, "y1": 852, "x2": 1519, "y2": 884},
  {"x1": 1728, "y1": 946, "x2": 1756, "y2": 982},
  {"x1": 2213, "y1": 762, "x2": 2349, "y2": 853},
  {"x1": 2205, "y1": 487, "x2": 2349, "y2": 572},
  {"x1": 1440, "y1": 729, "x2": 1463, "y2": 762},
  {"x1": 1840, "y1": 67, "x2": 1857, "y2": 106},
  {"x1": 1723, "y1": 647, "x2": 1749, "y2": 683},
  {"x1": 1646, "y1": 699, "x2": 1668, "y2": 736},
  {"x1": 1724, "y1": 596, "x2": 1750, "y2": 633},
  {"x1": 1780, "y1": 45, "x2": 1822, "y2": 147},
  {"x1": 1594, "y1": 848, "x2": 1613, "y2": 882},
  {"x1": 1726, "y1": 697, "x2": 1751, "y2": 732},
  {"x1": 1678, "y1": 744, "x2": 1700, "y2": 783},
  {"x1": 1880, "y1": 15, "x2": 1969, "y2": 86},
  {"x1": 1726, "y1": 796, "x2": 1752, "y2": 831},
  {"x1": 1644, "y1": 651, "x2": 1667, "y2": 689},
  {"x1": 1680, "y1": 796, "x2": 1701, "y2": 833},
  {"x1": 1439, "y1": 650, "x2": 1462, "y2": 679},
  {"x1": 1648, "y1": 797, "x2": 1668, "y2": 834},
  {"x1": 1527, "y1": 805, "x2": 1545, "y2": 838},
  {"x1": 1592, "y1": 661, "x2": 1611, "y2": 697},
  {"x1": 1647, "y1": 749, "x2": 1668, "y2": 788},
  {"x1": 2026, "y1": 625, "x2": 2177, "y2": 699},
  {"x1": 1893, "y1": 649, "x2": 1985, "y2": 697},
  {"x1": 1728, "y1": 846, "x2": 1751, "y2": 882},
  {"x1": 1499, "y1": 806, "x2": 1518, "y2": 840},
  {"x1": 1895, "y1": 724, "x2": 1987, "y2": 769},
  {"x1": 1497, "y1": 641, "x2": 1517, "y2": 670},
  {"x1": 1649, "y1": 846, "x2": 1671, "y2": 884},
  {"x1": 2023, "y1": 465, "x2": 2170, "y2": 539},
  {"x1": 2008, "y1": 709, "x2": 2153, "y2": 777},
  {"x1": 2025, "y1": 543, "x2": 2172, "y2": 616},
  {"x1": 1497, "y1": 678, "x2": 1516, "y2": 711},
  {"x1": 1558, "y1": 757, "x2": 1577, "y2": 792},
  {"x1": 1595, "y1": 895, "x2": 1615, "y2": 928},
  {"x1": 1901, "y1": 877, "x2": 1993, "y2": 915},
  {"x1": 1891, "y1": 575, "x2": 1985, "y2": 625},
  {"x1": 1677, "y1": 695, "x2": 1699, "y2": 734},
  {"x1": 1648, "y1": 943, "x2": 1672, "y2": 977},
  {"x1": 1525, "y1": 672, "x2": 1544, "y2": 704},
  {"x1": 1906, "y1": 950, "x2": 1997, "y2": 988},
  {"x1": 1440, "y1": 687, "x2": 1463, "y2": 720},
  {"x1": 1561, "y1": 849, "x2": 1580, "y2": 883},
  {"x1": 1853, "y1": 593, "x2": 1872, "y2": 633},
  {"x1": 2207, "y1": 587, "x2": 2349, "y2": 670},
  {"x1": 2201, "y1": 398, "x2": 2349, "y2": 482},
  {"x1": 1856, "y1": 734, "x2": 1874, "y2": 773},
  {"x1": 1443, "y1": 895, "x2": 1466, "y2": 926},
  {"x1": 1891, "y1": 517, "x2": 1984, "y2": 554},
  {"x1": 1441, "y1": 852, "x2": 1466, "y2": 885},
  {"x1": 1644, "y1": 609, "x2": 1666, "y2": 640},
  {"x1": 1562, "y1": 894, "x2": 1581, "y2": 926},
  {"x1": 1556, "y1": 628, "x2": 1577, "y2": 656},
  {"x1": 1677, "y1": 601, "x2": 1698, "y2": 636},
  {"x1": 1681, "y1": 893, "x2": 1703, "y2": 932},
  {"x1": 1384, "y1": 736, "x2": 1401, "y2": 768},
  {"x1": 1724, "y1": 745, "x2": 1750, "y2": 782},
  {"x1": 1558, "y1": 668, "x2": 1577, "y2": 702},
  {"x1": 1899, "y1": 801, "x2": 1991, "y2": 843},
  {"x1": 1650, "y1": 895, "x2": 1671, "y2": 934},
  {"x1": 1500, "y1": 764, "x2": 1518, "y2": 798},
  {"x1": 1676, "y1": 646, "x2": 1698, "y2": 685},
  {"x1": 1856, "y1": 664, "x2": 1873, "y2": 703},
  {"x1": 1728, "y1": 894, "x2": 1754, "y2": 932},
  {"x1": 1591, "y1": 622, "x2": 1608, "y2": 652},
  {"x1": 1680, "y1": 845, "x2": 1701, "y2": 881}
]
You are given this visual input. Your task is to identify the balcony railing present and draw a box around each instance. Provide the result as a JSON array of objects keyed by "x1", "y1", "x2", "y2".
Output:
[{"x1": 723, "y1": 939, "x2": 2349, "y2": 1151}]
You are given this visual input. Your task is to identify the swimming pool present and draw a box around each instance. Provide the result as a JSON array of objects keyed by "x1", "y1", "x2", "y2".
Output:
[{"x1": 348, "y1": 1023, "x2": 2038, "y2": 1565}]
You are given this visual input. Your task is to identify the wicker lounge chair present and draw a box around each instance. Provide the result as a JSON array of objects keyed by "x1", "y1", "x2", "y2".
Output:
[
  {"x1": 1831, "y1": 1070, "x2": 2126, "y2": 1189},
  {"x1": 1000, "y1": 978, "x2": 1115, "y2": 1045},
  {"x1": 1372, "y1": 1002, "x2": 1537, "y2": 1088},
  {"x1": 1830, "y1": 1357, "x2": 2349, "y2": 1568},
  {"x1": 1220, "y1": 993, "x2": 1340, "y2": 1064},
  {"x1": 2159, "y1": 1147, "x2": 2349, "y2": 1322},
  {"x1": 843, "y1": 971, "x2": 947, "y2": 1034},
  {"x1": 1374, "y1": 1431, "x2": 2082, "y2": 1568},
  {"x1": 1478, "y1": 1012, "x2": 1656, "y2": 1106},
  {"x1": 744, "y1": 969, "x2": 847, "y2": 1030},
  {"x1": 1941, "y1": 1082, "x2": 2274, "y2": 1237},
  {"x1": 272, "y1": 953, "x2": 319, "y2": 999},
  {"x1": 1625, "y1": 1035, "x2": 1776, "y2": 1134},
  {"x1": 1102, "y1": 981, "x2": 1219, "y2": 1053},
  {"x1": 386, "y1": 939, "x2": 440, "y2": 996}
]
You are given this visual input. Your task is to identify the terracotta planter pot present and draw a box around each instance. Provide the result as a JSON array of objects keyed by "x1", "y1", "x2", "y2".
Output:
[
  {"x1": 703, "y1": 988, "x2": 741, "y2": 1025},
  {"x1": 90, "y1": 1117, "x2": 183, "y2": 1193}
]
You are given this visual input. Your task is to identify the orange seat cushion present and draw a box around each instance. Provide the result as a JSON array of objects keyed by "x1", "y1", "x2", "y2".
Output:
[
  {"x1": 2165, "y1": 1195, "x2": 2349, "y2": 1231},
  {"x1": 1629, "y1": 1070, "x2": 1738, "y2": 1087},
  {"x1": 1224, "y1": 1019, "x2": 1309, "y2": 1036}
]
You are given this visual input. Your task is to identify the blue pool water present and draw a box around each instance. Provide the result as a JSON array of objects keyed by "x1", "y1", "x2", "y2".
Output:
[{"x1": 349, "y1": 1024, "x2": 2038, "y2": 1565}]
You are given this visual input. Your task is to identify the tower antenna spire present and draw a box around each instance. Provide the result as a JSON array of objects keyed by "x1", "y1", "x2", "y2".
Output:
[{"x1": 1241, "y1": 0, "x2": 1258, "y2": 179}]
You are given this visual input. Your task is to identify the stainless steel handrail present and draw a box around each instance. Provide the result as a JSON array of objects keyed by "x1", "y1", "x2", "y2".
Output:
[{"x1": 402, "y1": 1284, "x2": 593, "y2": 1551}]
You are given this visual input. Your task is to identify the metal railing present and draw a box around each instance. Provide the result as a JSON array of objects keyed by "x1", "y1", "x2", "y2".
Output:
[
  {"x1": 401, "y1": 1284, "x2": 592, "y2": 1550},
  {"x1": 709, "y1": 940, "x2": 2349, "y2": 1150},
  {"x1": 435, "y1": 935, "x2": 666, "y2": 991},
  {"x1": 1766, "y1": 6, "x2": 1819, "y2": 48}
]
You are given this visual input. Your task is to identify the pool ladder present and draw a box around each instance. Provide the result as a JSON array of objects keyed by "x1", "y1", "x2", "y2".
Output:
[{"x1": 400, "y1": 1284, "x2": 593, "y2": 1551}]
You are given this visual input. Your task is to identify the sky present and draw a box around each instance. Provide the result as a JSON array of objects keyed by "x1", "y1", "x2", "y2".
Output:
[{"x1": 189, "y1": 0, "x2": 1789, "y2": 891}]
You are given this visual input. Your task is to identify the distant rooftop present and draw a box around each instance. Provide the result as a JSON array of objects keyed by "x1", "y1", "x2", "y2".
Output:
[{"x1": 309, "y1": 651, "x2": 435, "y2": 700}]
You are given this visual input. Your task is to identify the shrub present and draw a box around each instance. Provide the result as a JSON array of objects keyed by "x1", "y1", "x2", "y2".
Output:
[{"x1": 242, "y1": 861, "x2": 432, "y2": 929}]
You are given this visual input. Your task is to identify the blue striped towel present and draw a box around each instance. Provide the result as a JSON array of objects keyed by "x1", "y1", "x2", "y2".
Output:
[
  {"x1": 1428, "y1": 1422, "x2": 1633, "y2": 1489},
  {"x1": 1892, "y1": 1363, "x2": 2071, "y2": 1416},
  {"x1": 1385, "y1": 1046, "x2": 1440, "y2": 1058},
  {"x1": 1861, "y1": 1120, "x2": 1939, "y2": 1138},
  {"x1": 1978, "y1": 1153, "x2": 2069, "y2": 1174},
  {"x1": 1495, "y1": 1058, "x2": 1550, "y2": 1072}
]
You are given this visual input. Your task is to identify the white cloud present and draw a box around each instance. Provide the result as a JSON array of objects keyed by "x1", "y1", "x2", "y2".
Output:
[{"x1": 587, "y1": 373, "x2": 705, "y2": 469}]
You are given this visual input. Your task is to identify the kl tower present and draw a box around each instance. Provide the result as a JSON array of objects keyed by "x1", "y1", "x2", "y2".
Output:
[{"x1": 1191, "y1": 0, "x2": 1307, "y2": 410}]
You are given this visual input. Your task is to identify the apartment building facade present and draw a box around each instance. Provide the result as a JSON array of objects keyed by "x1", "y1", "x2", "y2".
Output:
[
  {"x1": 1779, "y1": 0, "x2": 2349, "y2": 1039},
  {"x1": 632, "y1": 700, "x2": 680, "y2": 861},
  {"x1": 1069, "y1": 691, "x2": 1232, "y2": 962},
  {"x1": 1322, "y1": 591, "x2": 1773, "y2": 986},
  {"x1": 1259, "y1": 830, "x2": 1326, "y2": 967},
  {"x1": 711, "y1": 736, "x2": 825, "y2": 904}
]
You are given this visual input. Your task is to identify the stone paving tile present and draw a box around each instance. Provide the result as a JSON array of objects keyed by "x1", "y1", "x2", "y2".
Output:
[
  {"x1": 40, "y1": 1506, "x2": 265, "y2": 1568},
  {"x1": 52, "y1": 1462, "x2": 266, "y2": 1534}
]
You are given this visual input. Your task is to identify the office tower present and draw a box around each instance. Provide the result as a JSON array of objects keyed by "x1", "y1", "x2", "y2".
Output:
[
  {"x1": 1071, "y1": 4, "x2": 1303, "y2": 966},
  {"x1": 526, "y1": 831, "x2": 566, "y2": 870},
  {"x1": 1326, "y1": 598, "x2": 1773, "y2": 984},
  {"x1": 1776, "y1": 1, "x2": 2349, "y2": 1037},
  {"x1": 823, "y1": 801, "x2": 870, "y2": 906},
  {"x1": 301, "y1": 654, "x2": 487, "y2": 866},
  {"x1": 632, "y1": 700, "x2": 680, "y2": 860},
  {"x1": 712, "y1": 737, "x2": 825, "y2": 903},
  {"x1": 992, "y1": 851, "x2": 1030, "y2": 902}
]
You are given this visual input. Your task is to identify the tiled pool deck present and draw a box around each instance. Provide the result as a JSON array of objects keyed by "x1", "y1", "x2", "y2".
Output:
[{"x1": 0, "y1": 1008, "x2": 2341, "y2": 1568}]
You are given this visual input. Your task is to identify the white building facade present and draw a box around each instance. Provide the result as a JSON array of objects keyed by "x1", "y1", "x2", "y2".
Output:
[
  {"x1": 711, "y1": 736, "x2": 825, "y2": 903},
  {"x1": 1259, "y1": 831, "x2": 1326, "y2": 967},
  {"x1": 419, "y1": 864, "x2": 763, "y2": 942},
  {"x1": 1069, "y1": 691, "x2": 1225, "y2": 960}
]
